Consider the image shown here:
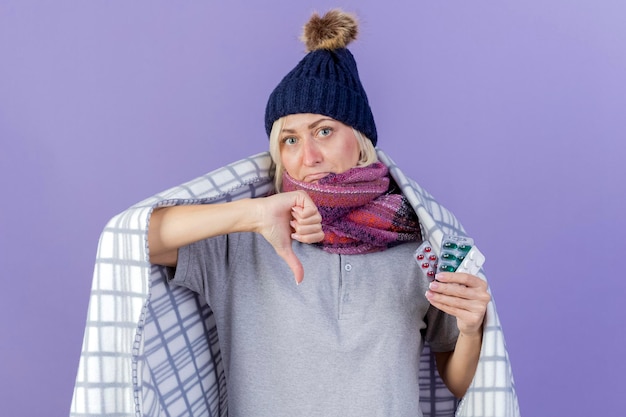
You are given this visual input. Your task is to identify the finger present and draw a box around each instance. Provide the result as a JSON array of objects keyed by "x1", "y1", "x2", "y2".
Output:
[
  {"x1": 428, "y1": 280, "x2": 491, "y2": 303},
  {"x1": 276, "y1": 245, "x2": 304, "y2": 284},
  {"x1": 290, "y1": 219, "x2": 323, "y2": 237},
  {"x1": 427, "y1": 296, "x2": 484, "y2": 322},
  {"x1": 293, "y1": 191, "x2": 322, "y2": 215},
  {"x1": 291, "y1": 226, "x2": 324, "y2": 243},
  {"x1": 292, "y1": 231, "x2": 325, "y2": 244},
  {"x1": 427, "y1": 281, "x2": 490, "y2": 311},
  {"x1": 292, "y1": 232, "x2": 325, "y2": 244},
  {"x1": 291, "y1": 207, "x2": 322, "y2": 225},
  {"x1": 426, "y1": 291, "x2": 487, "y2": 334},
  {"x1": 426, "y1": 289, "x2": 489, "y2": 312},
  {"x1": 435, "y1": 272, "x2": 488, "y2": 290}
]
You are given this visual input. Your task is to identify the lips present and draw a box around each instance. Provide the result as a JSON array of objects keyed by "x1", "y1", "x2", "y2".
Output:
[{"x1": 303, "y1": 172, "x2": 330, "y2": 182}]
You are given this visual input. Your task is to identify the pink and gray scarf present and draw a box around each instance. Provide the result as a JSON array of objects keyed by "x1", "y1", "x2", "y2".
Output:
[{"x1": 282, "y1": 162, "x2": 421, "y2": 254}]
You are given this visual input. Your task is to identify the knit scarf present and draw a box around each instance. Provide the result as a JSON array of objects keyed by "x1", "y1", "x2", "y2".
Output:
[{"x1": 282, "y1": 162, "x2": 421, "y2": 254}]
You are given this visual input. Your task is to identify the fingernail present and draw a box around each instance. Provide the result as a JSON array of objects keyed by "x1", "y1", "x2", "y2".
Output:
[{"x1": 429, "y1": 281, "x2": 439, "y2": 290}]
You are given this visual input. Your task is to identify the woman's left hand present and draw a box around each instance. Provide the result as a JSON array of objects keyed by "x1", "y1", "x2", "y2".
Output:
[{"x1": 425, "y1": 272, "x2": 491, "y2": 336}]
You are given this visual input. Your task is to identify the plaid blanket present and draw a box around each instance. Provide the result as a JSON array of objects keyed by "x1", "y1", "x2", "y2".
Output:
[{"x1": 70, "y1": 149, "x2": 520, "y2": 417}]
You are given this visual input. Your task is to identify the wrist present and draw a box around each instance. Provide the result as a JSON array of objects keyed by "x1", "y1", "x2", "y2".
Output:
[
  {"x1": 233, "y1": 198, "x2": 264, "y2": 233},
  {"x1": 458, "y1": 326, "x2": 484, "y2": 340}
]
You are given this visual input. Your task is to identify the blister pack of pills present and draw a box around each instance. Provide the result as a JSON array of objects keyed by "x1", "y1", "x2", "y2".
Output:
[
  {"x1": 414, "y1": 235, "x2": 486, "y2": 280},
  {"x1": 438, "y1": 235, "x2": 485, "y2": 275},
  {"x1": 414, "y1": 241, "x2": 438, "y2": 280}
]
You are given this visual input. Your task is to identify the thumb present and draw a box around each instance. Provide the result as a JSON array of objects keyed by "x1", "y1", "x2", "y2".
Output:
[{"x1": 275, "y1": 244, "x2": 304, "y2": 285}]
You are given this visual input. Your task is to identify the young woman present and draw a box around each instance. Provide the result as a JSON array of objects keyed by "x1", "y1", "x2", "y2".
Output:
[{"x1": 147, "y1": 9, "x2": 490, "y2": 416}]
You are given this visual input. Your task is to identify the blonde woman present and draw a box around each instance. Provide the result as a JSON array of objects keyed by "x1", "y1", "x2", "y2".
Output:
[{"x1": 148, "y1": 10, "x2": 489, "y2": 416}]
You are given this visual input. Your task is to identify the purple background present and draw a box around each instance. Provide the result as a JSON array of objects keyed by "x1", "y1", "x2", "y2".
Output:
[{"x1": 1, "y1": 1, "x2": 625, "y2": 416}]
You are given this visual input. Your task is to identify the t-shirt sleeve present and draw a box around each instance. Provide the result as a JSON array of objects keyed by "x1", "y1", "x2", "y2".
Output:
[
  {"x1": 166, "y1": 234, "x2": 232, "y2": 306},
  {"x1": 423, "y1": 305, "x2": 460, "y2": 352}
]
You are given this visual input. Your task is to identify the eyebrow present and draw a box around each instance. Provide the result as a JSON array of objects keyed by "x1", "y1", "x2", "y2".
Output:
[{"x1": 281, "y1": 118, "x2": 335, "y2": 134}]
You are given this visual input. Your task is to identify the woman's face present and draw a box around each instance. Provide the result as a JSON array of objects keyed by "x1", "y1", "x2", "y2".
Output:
[{"x1": 279, "y1": 113, "x2": 360, "y2": 183}]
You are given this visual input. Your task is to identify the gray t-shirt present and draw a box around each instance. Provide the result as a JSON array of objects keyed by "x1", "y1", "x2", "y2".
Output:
[{"x1": 171, "y1": 232, "x2": 459, "y2": 417}]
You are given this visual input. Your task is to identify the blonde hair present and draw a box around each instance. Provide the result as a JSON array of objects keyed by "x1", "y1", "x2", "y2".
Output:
[{"x1": 269, "y1": 116, "x2": 378, "y2": 191}]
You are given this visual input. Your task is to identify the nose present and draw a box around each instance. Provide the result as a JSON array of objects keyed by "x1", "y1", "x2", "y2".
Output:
[{"x1": 302, "y1": 138, "x2": 322, "y2": 166}]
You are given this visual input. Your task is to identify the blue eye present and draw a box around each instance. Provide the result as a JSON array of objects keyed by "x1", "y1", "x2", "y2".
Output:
[
  {"x1": 319, "y1": 128, "x2": 332, "y2": 137},
  {"x1": 282, "y1": 136, "x2": 297, "y2": 145}
]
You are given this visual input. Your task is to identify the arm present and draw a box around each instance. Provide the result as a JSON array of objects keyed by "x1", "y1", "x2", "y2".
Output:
[
  {"x1": 434, "y1": 331, "x2": 482, "y2": 399},
  {"x1": 426, "y1": 272, "x2": 491, "y2": 398},
  {"x1": 148, "y1": 199, "x2": 258, "y2": 266},
  {"x1": 147, "y1": 190, "x2": 324, "y2": 284}
]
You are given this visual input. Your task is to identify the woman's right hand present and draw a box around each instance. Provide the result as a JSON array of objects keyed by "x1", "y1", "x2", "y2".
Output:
[
  {"x1": 255, "y1": 190, "x2": 324, "y2": 284},
  {"x1": 148, "y1": 191, "x2": 323, "y2": 284}
]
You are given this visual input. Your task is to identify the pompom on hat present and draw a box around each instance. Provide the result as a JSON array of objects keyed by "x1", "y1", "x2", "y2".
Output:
[{"x1": 265, "y1": 9, "x2": 378, "y2": 145}]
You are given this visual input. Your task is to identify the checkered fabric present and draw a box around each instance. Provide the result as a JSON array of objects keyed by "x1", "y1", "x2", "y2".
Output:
[{"x1": 70, "y1": 150, "x2": 520, "y2": 417}]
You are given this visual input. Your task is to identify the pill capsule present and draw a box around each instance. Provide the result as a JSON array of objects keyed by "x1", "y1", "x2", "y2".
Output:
[{"x1": 442, "y1": 253, "x2": 457, "y2": 261}]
